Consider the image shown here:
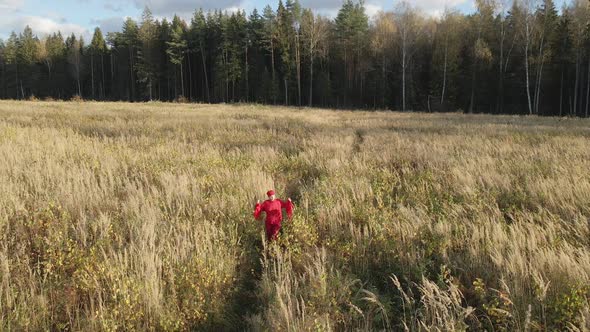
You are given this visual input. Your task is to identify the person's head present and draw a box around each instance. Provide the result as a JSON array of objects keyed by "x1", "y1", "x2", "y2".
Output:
[{"x1": 267, "y1": 190, "x2": 275, "y2": 201}]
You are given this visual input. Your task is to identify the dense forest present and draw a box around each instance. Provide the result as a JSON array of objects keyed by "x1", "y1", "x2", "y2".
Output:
[{"x1": 0, "y1": 0, "x2": 589, "y2": 116}]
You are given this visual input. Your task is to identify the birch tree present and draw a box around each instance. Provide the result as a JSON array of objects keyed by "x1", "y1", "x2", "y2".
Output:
[
  {"x1": 301, "y1": 9, "x2": 329, "y2": 107},
  {"x1": 518, "y1": 0, "x2": 538, "y2": 115},
  {"x1": 394, "y1": 1, "x2": 423, "y2": 111},
  {"x1": 371, "y1": 11, "x2": 395, "y2": 108},
  {"x1": 435, "y1": 9, "x2": 463, "y2": 106},
  {"x1": 568, "y1": 0, "x2": 588, "y2": 116},
  {"x1": 532, "y1": 0, "x2": 557, "y2": 114}
]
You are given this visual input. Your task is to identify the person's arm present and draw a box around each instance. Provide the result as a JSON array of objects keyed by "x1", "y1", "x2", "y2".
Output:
[
  {"x1": 254, "y1": 201, "x2": 264, "y2": 220},
  {"x1": 281, "y1": 198, "x2": 294, "y2": 219}
]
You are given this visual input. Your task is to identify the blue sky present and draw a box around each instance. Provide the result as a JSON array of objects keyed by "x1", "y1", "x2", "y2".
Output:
[{"x1": 0, "y1": 0, "x2": 571, "y2": 41}]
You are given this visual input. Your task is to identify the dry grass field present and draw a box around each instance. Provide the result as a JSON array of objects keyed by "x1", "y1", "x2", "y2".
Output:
[{"x1": 0, "y1": 100, "x2": 589, "y2": 331}]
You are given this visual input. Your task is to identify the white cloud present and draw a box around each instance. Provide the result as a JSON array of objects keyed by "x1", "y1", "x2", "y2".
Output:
[
  {"x1": 394, "y1": 0, "x2": 472, "y2": 16},
  {"x1": 309, "y1": 0, "x2": 473, "y2": 18},
  {"x1": 0, "y1": 0, "x2": 24, "y2": 11},
  {"x1": 131, "y1": 0, "x2": 243, "y2": 16},
  {"x1": 365, "y1": 3, "x2": 383, "y2": 18},
  {"x1": 0, "y1": 16, "x2": 88, "y2": 38},
  {"x1": 225, "y1": 6, "x2": 242, "y2": 14},
  {"x1": 91, "y1": 16, "x2": 125, "y2": 34},
  {"x1": 0, "y1": 1, "x2": 89, "y2": 40}
]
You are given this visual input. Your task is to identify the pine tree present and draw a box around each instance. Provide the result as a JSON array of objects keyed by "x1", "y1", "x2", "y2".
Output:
[
  {"x1": 287, "y1": 0, "x2": 302, "y2": 106},
  {"x1": 335, "y1": 0, "x2": 369, "y2": 107},
  {"x1": 18, "y1": 26, "x2": 38, "y2": 98},
  {"x1": 277, "y1": 0, "x2": 293, "y2": 105},
  {"x1": 121, "y1": 18, "x2": 140, "y2": 100},
  {"x1": 137, "y1": 7, "x2": 159, "y2": 100},
  {"x1": 262, "y1": 5, "x2": 279, "y2": 103},
  {"x1": 90, "y1": 27, "x2": 107, "y2": 99},
  {"x1": 167, "y1": 15, "x2": 188, "y2": 99},
  {"x1": 157, "y1": 19, "x2": 174, "y2": 100},
  {"x1": 4, "y1": 32, "x2": 19, "y2": 99},
  {"x1": 190, "y1": 9, "x2": 211, "y2": 102},
  {"x1": 552, "y1": 6, "x2": 573, "y2": 116},
  {"x1": 468, "y1": 0, "x2": 495, "y2": 113},
  {"x1": 0, "y1": 39, "x2": 5, "y2": 99}
]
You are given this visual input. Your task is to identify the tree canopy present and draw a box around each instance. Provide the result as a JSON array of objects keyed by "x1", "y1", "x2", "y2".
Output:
[{"x1": 0, "y1": 0, "x2": 588, "y2": 117}]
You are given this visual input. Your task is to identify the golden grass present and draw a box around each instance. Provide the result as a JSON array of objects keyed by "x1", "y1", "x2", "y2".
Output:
[{"x1": 0, "y1": 100, "x2": 589, "y2": 331}]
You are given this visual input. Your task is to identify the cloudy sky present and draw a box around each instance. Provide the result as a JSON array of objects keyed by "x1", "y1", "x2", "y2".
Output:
[{"x1": 0, "y1": 0, "x2": 571, "y2": 41}]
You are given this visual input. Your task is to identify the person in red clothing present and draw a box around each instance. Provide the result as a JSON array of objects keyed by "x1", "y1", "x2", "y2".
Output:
[{"x1": 254, "y1": 190, "x2": 294, "y2": 241}]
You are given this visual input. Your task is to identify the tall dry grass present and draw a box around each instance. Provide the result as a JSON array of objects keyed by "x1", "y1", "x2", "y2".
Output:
[{"x1": 0, "y1": 100, "x2": 588, "y2": 331}]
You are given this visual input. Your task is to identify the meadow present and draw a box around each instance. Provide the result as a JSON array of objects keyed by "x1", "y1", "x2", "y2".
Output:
[{"x1": 0, "y1": 100, "x2": 588, "y2": 331}]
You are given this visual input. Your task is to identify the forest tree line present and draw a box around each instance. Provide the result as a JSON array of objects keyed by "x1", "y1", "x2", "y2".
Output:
[{"x1": 0, "y1": 0, "x2": 590, "y2": 116}]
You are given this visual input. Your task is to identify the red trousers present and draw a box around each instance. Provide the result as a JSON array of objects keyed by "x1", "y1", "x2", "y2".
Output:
[{"x1": 266, "y1": 222, "x2": 281, "y2": 241}]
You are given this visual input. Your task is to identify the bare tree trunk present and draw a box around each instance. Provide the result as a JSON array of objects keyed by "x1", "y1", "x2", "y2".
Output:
[
  {"x1": 309, "y1": 46, "x2": 314, "y2": 107},
  {"x1": 441, "y1": 35, "x2": 448, "y2": 105},
  {"x1": 504, "y1": 34, "x2": 517, "y2": 72},
  {"x1": 498, "y1": 18, "x2": 505, "y2": 114},
  {"x1": 296, "y1": 33, "x2": 301, "y2": 107},
  {"x1": 535, "y1": 63, "x2": 544, "y2": 114},
  {"x1": 469, "y1": 25, "x2": 480, "y2": 114},
  {"x1": 344, "y1": 47, "x2": 349, "y2": 106},
  {"x1": 45, "y1": 61, "x2": 52, "y2": 97},
  {"x1": 402, "y1": 35, "x2": 406, "y2": 111},
  {"x1": 568, "y1": 91, "x2": 574, "y2": 116},
  {"x1": 574, "y1": 52, "x2": 580, "y2": 116},
  {"x1": 129, "y1": 47, "x2": 134, "y2": 101},
  {"x1": 111, "y1": 52, "x2": 115, "y2": 99},
  {"x1": 77, "y1": 72, "x2": 81, "y2": 97},
  {"x1": 15, "y1": 63, "x2": 19, "y2": 99},
  {"x1": 101, "y1": 53, "x2": 105, "y2": 99},
  {"x1": 534, "y1": 34, "x2": 545, "y2": 114},
  {"x1": 148, "y1": 76, "x2": 154, "y2": 101},
  {"x1": 1, "y1": 62, "x2": 5, "y2": 99},
  {"x1": 245, "y1": 45, "x2": 249, "y2": 102},
  {"x1": 586, "y1": 56, "x2": 590, "y2": 118},
  {"x1": 284, "y1": 79, "x2": 288, "y2": 106},
  {"x1": 382, "y1": 54, "x2": 386, "y2": 108},
  {"x1": 174, "y1": 69, "x2": 177, "y2": 98},
  {"x1": 91, "y1": 54, "x2": 95, "y2": 99},
  {"x1": 525, "y1": 22, "x2": 533, "y2": 115},
  {"x1": 225, "y1": 51, "x2": 229, "y2": 102},
  {"x1": 359, "y1": 35, "x2": 364, "y2": 105},
  {"x1": 200, "y1": 45, "x2": 210, "y2": 103},
  {"x1": 469, "y1": 61, "x2": 476, "y2": 113},
  {"x1": 182, "y1": 59, "x2": 186, "y2": 98},
  {"x1": 271, "y1": 39, "x2": 276, "y2": 104},
  {"x1": 188, "y1": 53, "x2": 192, "y2": 101},
  {"x1": 559, "y1": 66, "x2": 564, "y2": 117}
]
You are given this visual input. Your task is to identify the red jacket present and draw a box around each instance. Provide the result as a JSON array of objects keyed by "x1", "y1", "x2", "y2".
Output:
[{"x1": 254, "y1": 199, "x2": 293, "y2": 225}]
